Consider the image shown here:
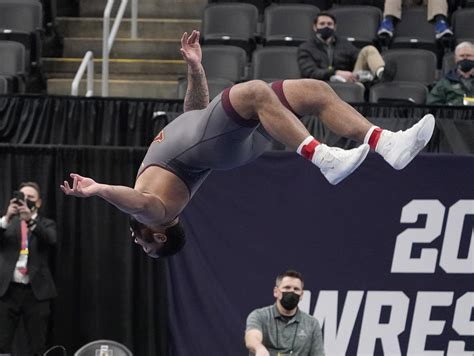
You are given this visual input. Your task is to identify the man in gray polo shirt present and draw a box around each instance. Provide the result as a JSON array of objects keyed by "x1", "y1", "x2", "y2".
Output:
[{"x1": 245, "y1": 270, "x2": 325, "y2": 356}]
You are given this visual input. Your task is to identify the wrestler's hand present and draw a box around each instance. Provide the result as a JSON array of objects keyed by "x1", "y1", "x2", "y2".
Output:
[
  {"x1": 180, "y1": 30, "x2": 202, "y2": 70},
  {"x1": 60, "y1": 173, "x2": 101, "y2": 198}
]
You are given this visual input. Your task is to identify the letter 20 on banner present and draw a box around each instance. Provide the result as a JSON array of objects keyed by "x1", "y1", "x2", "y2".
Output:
[{"x1": 300, "y1": 200, "x2": 473, "y2": 355}]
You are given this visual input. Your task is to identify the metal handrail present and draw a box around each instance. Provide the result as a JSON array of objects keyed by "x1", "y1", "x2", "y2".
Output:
[
  {"x1": 71, "y1": 51, "x2": 94, "y2": 97},
  {"x1": 102, "y1": 0, "x2": 138, "y2": 97}
]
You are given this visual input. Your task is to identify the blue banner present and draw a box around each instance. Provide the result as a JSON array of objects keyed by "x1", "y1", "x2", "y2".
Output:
[{"x1": 167, "y1": 152, "x2": 474, "y2": 356}]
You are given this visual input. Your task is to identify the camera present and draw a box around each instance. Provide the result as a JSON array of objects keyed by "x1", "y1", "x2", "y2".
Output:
[{"x1": 12, "y1": 190, "x2": 25, "y2": 204}]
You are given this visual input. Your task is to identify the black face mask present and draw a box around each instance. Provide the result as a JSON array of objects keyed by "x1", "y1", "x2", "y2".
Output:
[
  {"x1": 316, "y1": 27, "x2": 334, "y2": 40},
  {"x1": 26, "y1": 199, "x2": 37, "y2": 211},
  {"x1": 280, "y1": 292, "x2": 300, "y2": 310},
  {"x1": 458, "y1": 59, "x2": 474, "y2": 73}
]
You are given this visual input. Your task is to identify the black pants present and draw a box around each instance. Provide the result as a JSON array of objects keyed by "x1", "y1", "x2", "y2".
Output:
[{"x1": 0, "y1": 283, "x2": 50, "y2": 355}]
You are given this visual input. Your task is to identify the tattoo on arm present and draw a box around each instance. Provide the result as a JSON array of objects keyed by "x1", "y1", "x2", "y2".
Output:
[{"x1": 184, "y1": 66, "x2": 209, "y2": 112}]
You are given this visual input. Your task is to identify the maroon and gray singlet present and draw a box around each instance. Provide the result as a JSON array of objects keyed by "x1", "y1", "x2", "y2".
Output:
[{"x1": 137, "y1": 80, "x2": 298, "y2": 197}]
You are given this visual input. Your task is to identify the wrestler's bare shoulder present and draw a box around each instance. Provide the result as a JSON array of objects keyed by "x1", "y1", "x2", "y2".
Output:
[{"x1": 135, "y1": 165, "x2": 190, "y2": 215}]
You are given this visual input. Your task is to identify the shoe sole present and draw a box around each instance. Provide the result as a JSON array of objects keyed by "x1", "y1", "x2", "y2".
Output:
[
  {"x1": 435, "y1": 30, "x2": 453, "y2": 39},
  {"x1": 393, "y1": 114, "x2": 435, "y2": 170},
  {"x1": 330, "y1": 144, "x2": 370, "y2": 185}
]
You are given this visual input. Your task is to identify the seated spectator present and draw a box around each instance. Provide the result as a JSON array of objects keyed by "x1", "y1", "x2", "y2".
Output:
[
  {"x1": 427, "y1": 41, "x2": 474, "y2": 105},
  {"x1": 377, "y1": 0, "x2": 453, "y2": 40},
  {"x1": 298, "y1": 13, "x2": 396, "y2": 85}
]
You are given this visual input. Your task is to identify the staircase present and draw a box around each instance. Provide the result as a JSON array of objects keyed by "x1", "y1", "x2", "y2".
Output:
[{"x1": 45, "y1": 0, "x2": 206, "y2": 98}]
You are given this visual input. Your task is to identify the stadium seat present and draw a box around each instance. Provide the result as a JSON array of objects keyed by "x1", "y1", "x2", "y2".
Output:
[
  {"x1": 251, "y1": 46, "x2": 300, "y2": 81},
  {"x1": 201, "y1": 3, "x2": 259, "y2": 52},
  {"x1": 391, "y1": 7, "x2": 436, "y2": 52},
  {"x1": 0, "y1": 0, "x2": 44, "y2": 68},
  {"x1": 0, "y1": 40, "x2": 26, "y2": 92},
  {"x1": 382, "y1": 49, "x2": 437, "y2": 86},
  {"x1": 328, "y1": 6, "x2": 382, "y2": 48},
  {"x1": 452, "y1": 8, "x2": 474, "y2": 44},
  {"x1": 369, "y1": 81, "x2": 428, "y2": 104},
  {"x1": 336, "y1": 0, "x2": 384, "y2": 8},
  {"x1": 328, "y1": 82, "x2": 365, "y2": 103},
  {"x1": 263, "y1": 4, "x2": 320, "y2": 46},
  {"x1": 441, "y1": 51, "x2": 455, "y2": 76},
  {"x1": 460, "y1": 0, "x2": 474, "y2": 6},
  {"x1": 202, "y1": 45, "x2": 247, "y2": 82},
  {"x1": 208, "y1": 0, "x2": 271, "y2": 16},
  {"x1": 278, "y1": 0, "x2": 332, "y2": 11},
  {"x1": 177, "y1": 77, "x2": 234, "y2": 100},
  {"x1": 0, "y1": 75, "x2": 8, "y2": 94},
  {"x1": 74, "y1": 340, "x2": 133, "y2": 356}
]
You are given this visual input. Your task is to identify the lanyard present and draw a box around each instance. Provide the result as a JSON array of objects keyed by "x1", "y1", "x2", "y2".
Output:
[
  {"x1": 20, "y1": 220, "x2": 29, "y2": 255},
  {"x1": 275, "y1": 317, "x2": 299, "y2": 355}
]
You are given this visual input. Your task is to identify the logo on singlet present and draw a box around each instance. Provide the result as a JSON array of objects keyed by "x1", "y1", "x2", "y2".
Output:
[{"x1": 153, "y1": 130, "x2": 165, "y2": 143}]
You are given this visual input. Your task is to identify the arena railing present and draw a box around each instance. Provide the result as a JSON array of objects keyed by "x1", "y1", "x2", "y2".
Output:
[
  {"x1": 71, "y1": 51, "x2": 94, "y2": 96},
  {"x1": 71, "y1": 0, "x2": 138, "y2": 97}
]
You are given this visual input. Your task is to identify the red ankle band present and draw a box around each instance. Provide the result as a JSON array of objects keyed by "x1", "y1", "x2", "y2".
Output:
[
  {"x1": 368, "y1": 128, "x2": 383, "y2": 150},
  {"x1": 301, "y1": 139, "x2": 319, "y2": 160}
]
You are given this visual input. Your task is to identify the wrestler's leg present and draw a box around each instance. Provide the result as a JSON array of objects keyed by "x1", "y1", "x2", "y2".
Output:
[
  {"x1": 229, "y1": 80, "x2": 310, "y2": 149},
  {"x1": 280, "y1": 79, "x2": 435, "y2": 170},
  {"x1": 280, "y1": 79, "x2": 372, "y2": 142},
  {"x1": 228, "y1": 80, "x2": 369, "y2": 185}
]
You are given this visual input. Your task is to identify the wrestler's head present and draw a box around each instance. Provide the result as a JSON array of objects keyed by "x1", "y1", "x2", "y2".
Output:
[{"x1": 129, "y1": 216, "x2": 186, "y2": 258}]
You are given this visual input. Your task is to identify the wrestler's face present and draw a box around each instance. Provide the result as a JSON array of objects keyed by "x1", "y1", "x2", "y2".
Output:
[{"x1": 131, "y1": 226, "x2": 167, "y2": 258}]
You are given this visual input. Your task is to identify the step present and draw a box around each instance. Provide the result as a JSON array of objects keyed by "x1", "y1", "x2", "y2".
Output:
[
  {"x1": 47, "y1": 72, "x2": 181, "y2": 81},
  {"x1": 63, "y1": 37, "x2": 182, "y2": 59},
  {"x1": 43, "y1": 57, "x2": 187, "y2": 79},
  {"x1": 57, "y1": 17, "x2": 201, "y2": 39},
  {"x1": 47, "y1": 78, "x2": 180, "y2": 99},
  {"x1": 79, "y1": 0, "x2": 208, "y2": 19}
]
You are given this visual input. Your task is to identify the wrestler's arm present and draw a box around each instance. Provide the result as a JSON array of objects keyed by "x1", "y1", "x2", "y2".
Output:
[
  {"x1": 180, "y1": 30, "x2": 209, "y2": 112},
  {"x1": 60, "y1": 173, "x2": 166, "y2": 223}
]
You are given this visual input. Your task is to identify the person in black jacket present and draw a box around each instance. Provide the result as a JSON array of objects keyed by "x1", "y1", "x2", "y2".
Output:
[
  {"x1": 0, "y1": 182, "x2": 57, "y2": 356},
  {"x1": 298, "y1": 13, "x2": 396, "y2": 84}
]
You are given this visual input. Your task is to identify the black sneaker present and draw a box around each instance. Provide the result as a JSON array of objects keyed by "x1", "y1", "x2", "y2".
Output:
[{"x1": 380, "y1": 60, "x2": 397, "y2": 82}]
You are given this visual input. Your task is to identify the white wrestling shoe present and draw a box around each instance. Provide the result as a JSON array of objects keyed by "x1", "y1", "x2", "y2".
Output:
[
  {"x1": 312, "y1": 143, "x2": 370, "y2": 185},
  {"x1": 376, "y1": 114, "x2": 435, "y2": 170}
]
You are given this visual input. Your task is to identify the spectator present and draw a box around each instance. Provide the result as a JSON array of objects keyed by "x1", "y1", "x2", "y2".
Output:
[
  {"x1": 427, "y1": 41, "x2": 474, "y2": 105},
  {"x1": 298, "y1": 13, "x2": 396, "y2": 84},
  {"x1": 0, "y1": 182, "x2": 57, "y2": 355},
  {"x1": 377, "y1": 0, "x2": 453, "y2": 40},
  {"x1": 245, "y1": 270, "x2": 325, "y2": 356}
]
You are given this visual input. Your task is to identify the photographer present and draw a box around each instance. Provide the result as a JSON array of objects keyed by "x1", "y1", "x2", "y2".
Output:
[{"x1": 0, "y1": 182, "x2": 57, "y2": 356}]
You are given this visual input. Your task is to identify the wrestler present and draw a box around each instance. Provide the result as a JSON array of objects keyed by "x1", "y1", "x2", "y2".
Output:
[{"x1": 61, "y1": 30, "x2": 435, "y2": 258}]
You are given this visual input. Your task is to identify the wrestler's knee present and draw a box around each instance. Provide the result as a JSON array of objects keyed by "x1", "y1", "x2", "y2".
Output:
[
  {"x1": 246, "y1": 80, "x2": 275, "y2": 102},
  {"x1": 296, "y1": 78, "x2": 334, "y2": 96}
]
